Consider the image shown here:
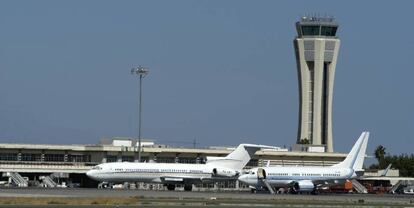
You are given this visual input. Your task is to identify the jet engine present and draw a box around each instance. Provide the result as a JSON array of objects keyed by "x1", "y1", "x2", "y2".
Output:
[
  {"x1": 292, "y1": 180, "x2": 315, "y2": 193},
  {"x1": 212, "y1": 168, "x2": 239, "y2": 177}
]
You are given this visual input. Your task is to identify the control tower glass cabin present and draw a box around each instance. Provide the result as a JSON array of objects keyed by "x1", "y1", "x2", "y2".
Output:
[{"x1": 294, "y1": 17, "x2": 340, "y2": 152}]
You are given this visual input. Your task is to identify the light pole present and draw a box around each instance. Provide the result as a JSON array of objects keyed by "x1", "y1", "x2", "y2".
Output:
[{"x1": 131, "y1": 66, "x2": 149, "y2": 162}]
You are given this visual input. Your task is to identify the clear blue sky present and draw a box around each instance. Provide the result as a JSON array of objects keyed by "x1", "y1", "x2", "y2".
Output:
[{"x1": 1, "y1": 1, "x2": 413, "y2": 156}]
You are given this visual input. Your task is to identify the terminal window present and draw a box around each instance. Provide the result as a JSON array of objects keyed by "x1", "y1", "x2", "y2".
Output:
[
  {"x1": 0, "y1": 153, "x2": 17, "y2": 161},
  {"x1": 178, "y1": 157, "x2": 197, "y2": 164},
  {"x1": 44, "y1": 154, "x2": 64, "y2": 162},
  {"x1": 106, "y1": 155, "x2": 117, "y2": 162},
  {"x1": 68, "y1": 154, "x2": 91, "y2": 163},
  {"x1": 121, "y1": 156, "x2": 134, "y2": 162},
  {"x1": 246, "y1": 159, "x2": 259, "y2": 168},
  {"x1": 156, "y1": 157, "x2": 175, "y2": 163},
  {"x1": 21, "y1": 153, "x2": 41, "y2": 161},
  {"x1": 140, "y1": 156, "x2": 149, "y2": 162}
]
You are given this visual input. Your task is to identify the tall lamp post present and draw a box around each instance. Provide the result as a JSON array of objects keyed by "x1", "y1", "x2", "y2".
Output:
[{"x1": 131, "y1": 66, "x2": 149, "y2": 162}]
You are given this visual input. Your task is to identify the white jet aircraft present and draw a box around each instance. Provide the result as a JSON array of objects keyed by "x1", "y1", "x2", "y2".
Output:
[
  {"x1": 86, "y1": 143, "x2": 275, "y2": 191},
  {"x1": 238, "y1": 132, "x2": 370, "y2": 194}
]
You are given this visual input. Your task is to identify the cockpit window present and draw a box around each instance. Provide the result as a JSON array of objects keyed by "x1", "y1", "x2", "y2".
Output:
[{"x1": 92, "y1": 166, "x2": 102, "y2": 170}]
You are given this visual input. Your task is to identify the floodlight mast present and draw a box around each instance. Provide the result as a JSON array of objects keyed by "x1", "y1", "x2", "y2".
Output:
[{"x1": 131, "y1": 66, "x2": 149, "y2": 162}]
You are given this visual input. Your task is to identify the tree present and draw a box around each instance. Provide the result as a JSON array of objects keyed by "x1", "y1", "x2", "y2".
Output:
[
  {"x1": 298, "y1": 138, "x2": 310, "y2": 144},
  {"x1": 374, "y1": 145, "x2": 387, "y2": 169},
  {"x1": 370, "y1": 145, "x2": 414, "y2": 177}
]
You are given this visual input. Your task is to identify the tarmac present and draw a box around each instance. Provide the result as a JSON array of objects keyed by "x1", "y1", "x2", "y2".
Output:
[{"x1": 0, "y1": 188, "x2": 413, "y2": 207}]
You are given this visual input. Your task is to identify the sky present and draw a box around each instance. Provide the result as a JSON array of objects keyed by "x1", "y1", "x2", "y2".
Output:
[{"x1": 1, "y1": 1, "x2": 413, "y2": 156}]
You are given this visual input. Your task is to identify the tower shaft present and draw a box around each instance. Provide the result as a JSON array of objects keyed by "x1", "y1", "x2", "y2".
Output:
[{"x1": 294, "y1": 17, "x2": 340, "y2": 152}]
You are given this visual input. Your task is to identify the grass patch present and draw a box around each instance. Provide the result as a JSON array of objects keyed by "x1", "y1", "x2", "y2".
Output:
[
  {"x1": 47, "y1": 200, "x2": 67, "y2": 205},
  {"x1": 0, "y1": 197, "x2": 138, "y2": 205}
]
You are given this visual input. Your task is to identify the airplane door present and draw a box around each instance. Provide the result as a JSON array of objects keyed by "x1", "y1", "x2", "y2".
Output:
[{"x1": 257, "y1": 168, "x2": 266, "y2": 179}]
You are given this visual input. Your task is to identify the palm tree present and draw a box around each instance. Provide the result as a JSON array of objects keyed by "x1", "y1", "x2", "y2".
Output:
[
  {"x1": 374, "y1": 145, "x2": 386, "y2": 169},
  {"x1": 298, "y1": 138, "x2": 310, "y2": 144}
]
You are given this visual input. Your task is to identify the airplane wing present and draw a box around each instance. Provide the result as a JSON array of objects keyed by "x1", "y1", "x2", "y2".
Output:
[
  {"x1": 158, "y1": 175, "x2": 238, "y2": 184},
  {"x1": 355, "y1": 164, "x2": 414, "y2": 180},
  {"x1": 158, "y1": 176, "x2": 200, "y2": 184},
  {"x1": 310, "y1": 179, "x2": 347, "y2": 187},
  {"x1": 381, "y1": 164, "x2": 392, "y2": 176},
  {"x1": 358, "y1": 164, "x2": 392, "y2": 178},
  {"x1": 158, "y1": 176, "x2": 215, "y2": 184},
  {"x1": 357, "y1": 176, "x2": 414, "y2": 181}
]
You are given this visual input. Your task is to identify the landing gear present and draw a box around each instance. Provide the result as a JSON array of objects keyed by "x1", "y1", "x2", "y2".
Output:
[
  {"x1": 167, "y1": 184, "x2": 175, "y2": 191},
  {"x1": 290, "y1": 182, "x2": 299, "y2": 194},
  {"x1": 184, "y1": 184, "x2": 193, "y2": 191},
  {"x1": 98, "y1": 182, "x2": 111, "y2": 189},
  {"x1": 289, "y1": 187, "x2": 298, "y2": 194}
]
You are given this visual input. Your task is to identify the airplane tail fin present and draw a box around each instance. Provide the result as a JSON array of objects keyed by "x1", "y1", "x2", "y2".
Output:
[
  {"x1": 206, "y1": 144, "x2": 277, "y2": 170},
  {"x1": 332, "y1": 132, "x2": 370, "y2": 171}
]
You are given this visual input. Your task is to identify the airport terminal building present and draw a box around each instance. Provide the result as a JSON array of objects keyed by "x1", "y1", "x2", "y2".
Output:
[{"x1": 0, "y1": 138, "x2": 347, "y2": 189}]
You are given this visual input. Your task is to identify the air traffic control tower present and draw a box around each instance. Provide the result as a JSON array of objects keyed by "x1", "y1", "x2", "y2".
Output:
[{"x1": 294, "y1": 16, "x2": 340, "y2": 152}]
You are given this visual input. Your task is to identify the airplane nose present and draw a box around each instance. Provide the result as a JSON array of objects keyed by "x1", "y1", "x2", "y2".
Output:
[
  {"x1": 86, "y1": 170, "x2": 94, "y2": 179},
  {"x1": 238, "y1": 174, "x2": 249, "y2": 184}
]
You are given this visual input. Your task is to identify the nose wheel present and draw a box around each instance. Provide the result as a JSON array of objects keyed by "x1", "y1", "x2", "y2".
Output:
[{"x1": 98, "y1": 182, "x2": 111, "y2": 189}]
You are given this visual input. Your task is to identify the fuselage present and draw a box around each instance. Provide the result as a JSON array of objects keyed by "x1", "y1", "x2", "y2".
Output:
[
  {"x1": 86, "y1": 162, "x2": 213, "y2": 183},
  {"x1": 239, "y1": 166, "x2": 354, "y2": 187},
  {"x1": 86, "y1": 143, "x2": 279, "y2": 188},
  {"x1": 238, "y1": 132, "x2": 369, "y2": 193}
]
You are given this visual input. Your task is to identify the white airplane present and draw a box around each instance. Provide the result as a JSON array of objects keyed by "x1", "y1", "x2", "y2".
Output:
[
  {"x1": 238, "y1": 132, "x2": 370, "y2": 194},
  {"x1": 86, "y1": 143, "x2": 275, "y2": 191}
]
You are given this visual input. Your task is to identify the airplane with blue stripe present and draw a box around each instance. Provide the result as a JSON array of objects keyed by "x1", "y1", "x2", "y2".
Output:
[{"x1": 238, "y1": 132, "x2": 370, "y2": 194}]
